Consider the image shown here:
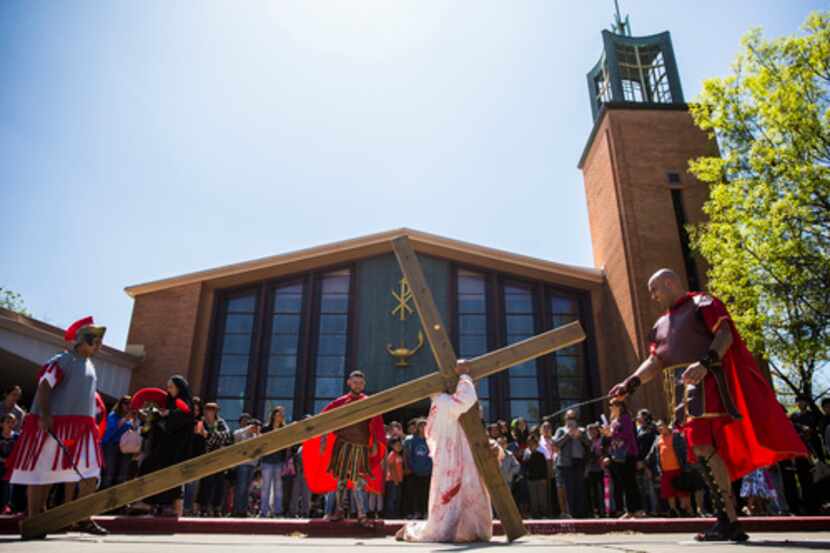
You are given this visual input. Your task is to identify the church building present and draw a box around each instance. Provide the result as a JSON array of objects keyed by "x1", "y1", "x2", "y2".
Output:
[{"x1": 123, "y1": 23, "x2": 716, "y2": 426}]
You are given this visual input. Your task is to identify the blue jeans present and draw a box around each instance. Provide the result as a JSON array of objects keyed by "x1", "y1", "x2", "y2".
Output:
[
  {"x1": 384, "y1": 482, "x2": 401, "y2": 517},
  {"x1": 183, "y1": 480, "x2": 199, "y2": 513},
  {"x1": 337, "y1": 477, "x2": 367, "y2": 517},
  {"x1": 636, "y1": 467, "x2": 657, "y2": 513},
  {"x1": 289, "y1": 468, "x2": 311, "y2": 516},
  {"x1": 233, "y1": 465, "x2": 255, "y2": 515},
  {"x1": 260, "y1": 462, "x2": 284, "y2": 517},
  {"x1": 325, "y1": 491, "x2": 336, "y2": 515}
]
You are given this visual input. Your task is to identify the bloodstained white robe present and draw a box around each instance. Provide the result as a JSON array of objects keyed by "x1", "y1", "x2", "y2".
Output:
[{"x1": 402, "y1": 374, "x2": 492, "y2": 543}]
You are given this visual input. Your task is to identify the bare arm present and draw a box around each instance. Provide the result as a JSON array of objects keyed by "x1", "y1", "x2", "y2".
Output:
[
  {"x1": 681, "y1": 324, "x2": 733, "y2": 385},
  {"x1": 608, "y1": 354, "x2": 663, "y2": 398},
  {"x1": 37, "y1": 379, "x2": 53, "y2": 432},
  {"x1": 709, "y1": 324, "x2": 733, "y2": 358},
  {"x1": 630, "y1": 354, "x2": 664, "y2": 386}
]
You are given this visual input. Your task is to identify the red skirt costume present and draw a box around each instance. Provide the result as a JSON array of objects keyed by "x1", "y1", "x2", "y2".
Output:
[
  {"x1": 5, "y1": 317, "x2": 107, "y2": 485},
  {"x1": 650, "y1": 293, "x2": 806, "y2": 480}
]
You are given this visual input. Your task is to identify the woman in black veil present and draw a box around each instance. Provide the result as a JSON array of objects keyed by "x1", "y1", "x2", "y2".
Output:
[{"x1": 140, "y1": 375, "x2": 196, "y2": 516}]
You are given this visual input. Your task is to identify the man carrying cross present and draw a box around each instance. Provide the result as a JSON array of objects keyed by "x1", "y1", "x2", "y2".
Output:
[
  {"x1": 609, "y1": 269, "x2": 807, "y2": 542},
  {"x1": 5, "y1": 316, "x2": 109, "y2": 537}
]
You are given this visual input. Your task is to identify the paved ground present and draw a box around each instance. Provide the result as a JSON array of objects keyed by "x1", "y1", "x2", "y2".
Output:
[{"x1": 0, "y1": 532, "x2": 828, "y2": 552}]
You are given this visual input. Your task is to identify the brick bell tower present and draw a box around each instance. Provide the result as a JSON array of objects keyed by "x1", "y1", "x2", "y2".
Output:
[{"x1": 578, "y1": 8, "x2": 717, "y2": 417}]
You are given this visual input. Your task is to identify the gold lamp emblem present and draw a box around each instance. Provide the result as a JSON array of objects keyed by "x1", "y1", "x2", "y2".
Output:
[{"x1": 387, "y1": 330, "x2": 425, "y2": 367}]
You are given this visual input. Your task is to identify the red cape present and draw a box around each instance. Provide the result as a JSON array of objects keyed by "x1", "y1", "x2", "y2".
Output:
[
  {"x1": 302, "y1": 393, "x2": 386, "y2": 495},
  {"x1": 688, "y1": 293, "x2": 808, "y2": 479}
]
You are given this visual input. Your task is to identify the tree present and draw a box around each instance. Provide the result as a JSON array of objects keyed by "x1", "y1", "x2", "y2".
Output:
[
  {"x1": 0, "y1": 287, "x2": 31, "y2": 317},
  {"x1": 689, "y1": 11, "x2": 830, "y2": 405}
]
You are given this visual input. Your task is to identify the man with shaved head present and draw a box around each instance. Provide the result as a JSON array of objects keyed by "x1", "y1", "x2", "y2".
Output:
[{"x1": 609, "y1": 269, "x2": 806, "y2": 542}]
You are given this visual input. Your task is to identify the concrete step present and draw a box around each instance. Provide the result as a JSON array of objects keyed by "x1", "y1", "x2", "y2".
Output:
[{"x1": 2, "y1": 514, "x2": 829, "y2": 537}]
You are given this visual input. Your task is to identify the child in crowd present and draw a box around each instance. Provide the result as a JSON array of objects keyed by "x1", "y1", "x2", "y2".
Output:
[
  {"x1": 524, "y1": 434, "x2": 549, "y2": 518},
  {"x1": 647, "y1": 420, "x2": 691, "y2": 516},
  {"x1": 740, "y1": 468, "x2": 774, "y2": 516},
  {"x1": 498, "y1": 436, "x2": 520, "y2": 487},
  {"x1": 586, "y1": 423, "x2": 606, "y2": 517},
  {"x1": 0, "y1": 414, "x2": 20, "y2": 514},
  {"x1": 385, "y1": 437, "x2": 405, "y2": 518}
]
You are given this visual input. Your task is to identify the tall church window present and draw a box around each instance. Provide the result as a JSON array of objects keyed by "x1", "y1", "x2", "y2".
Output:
[
  {"x1": 667, "y1": 175, "x2": 701, "y2": 291},
  {"x1": 457, "y1": 269, "x2": 490, "y2": 420},
  {"x1": 312, "y1": 269, "x2": 352, "y2": 414},
  {"x1": 214, "y1": 293, "x2": 257, "y2": 429},
  {"x1": 504, "y1": 282, "x2": 540, "y2": 423},
  {"x1": 263, "y1": 282, "x2": 304, "y2": 421},
  {"x1": 549, "y1": 295, "x2": 585, "y2": 413}
]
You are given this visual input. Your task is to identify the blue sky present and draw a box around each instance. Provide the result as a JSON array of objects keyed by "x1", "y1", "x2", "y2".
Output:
[{"x1": 2, "y1": 1, "x2": 825, "y2": 349}]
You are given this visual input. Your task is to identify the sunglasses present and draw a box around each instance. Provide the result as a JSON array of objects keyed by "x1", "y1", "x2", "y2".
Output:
[{"x1": 82, "y1": 334, "x2": 102, "y2": 346}]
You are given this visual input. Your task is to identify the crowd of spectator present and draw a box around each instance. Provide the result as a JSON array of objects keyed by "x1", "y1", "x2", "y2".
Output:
[{"x1": 1, "y1": 382, "x2": 829, "y2": 519}]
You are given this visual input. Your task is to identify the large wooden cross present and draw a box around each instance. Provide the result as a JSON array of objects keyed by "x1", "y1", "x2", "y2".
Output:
[{"x1": 22, "y1": 236, "x2": 586, "y2": 541}]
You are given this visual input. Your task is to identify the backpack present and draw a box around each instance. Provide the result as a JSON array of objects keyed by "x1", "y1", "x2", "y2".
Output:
[{"x1": 119, "y1": 428, "x2": 142, "y2": 454}]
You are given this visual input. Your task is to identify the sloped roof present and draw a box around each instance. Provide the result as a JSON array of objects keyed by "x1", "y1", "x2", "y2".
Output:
[
  {"x1": 0, "y1": 307, "x2": 142, "y2": 368},
  {"x1": 124, "y1": 228, "x2": 604, "y2": 297}
]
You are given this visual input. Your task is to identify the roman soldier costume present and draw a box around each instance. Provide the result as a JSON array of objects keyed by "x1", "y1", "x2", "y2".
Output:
[
  {"x1": 628, "y1": 292, "x2": 807, "y2": 540},
  {"x1": 5, "y1": 317, "x2": 106, "y2": 485},
  {"x1": 642, "y1": 292, "x2": 806, "y2": 476},
  {"x1": 302, "y1": 391, "x2": 385, "y2": 519}
]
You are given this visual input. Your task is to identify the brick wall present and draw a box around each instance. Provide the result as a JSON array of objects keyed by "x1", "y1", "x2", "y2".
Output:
[{"x1": 126, "y1": 282, "x2": 203, "y2": 392}]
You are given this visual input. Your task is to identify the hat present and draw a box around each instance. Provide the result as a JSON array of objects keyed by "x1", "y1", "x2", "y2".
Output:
[
  {"x1": 250, "y1": 418, "x2": 263, "y2": 426},
  {"x1": 65, "y1": 316, "x2": 106, "y2": 344},
  {"x1": 130, "y1": 388, "x2": 168, "y2": 410},
  {"x1": 204, "y1": 402, "x2": 219, "y2": 410}
]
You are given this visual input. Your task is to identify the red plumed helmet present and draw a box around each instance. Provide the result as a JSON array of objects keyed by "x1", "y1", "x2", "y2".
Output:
[
  {"x1": 64, "y1": 316, "x2": 94, "y2": 342},
  {"x1": 130, "y1": 387, "x2": 168, "y2": 410}
]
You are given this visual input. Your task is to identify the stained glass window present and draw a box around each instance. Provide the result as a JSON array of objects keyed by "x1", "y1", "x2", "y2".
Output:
[
  {"x1": 215, "y1": 293, "x2": 256, "y2": 429},
  {"x1": 457, "y1": 269, "x2": 489, "y2": 420},
  {"x1": 504, "y1": 282, "x2": 540, "y2": 423},
  {"x1": 263, "y1": 282, "x2": 303, "y2": 422},
  {"x1": 313, "y1": 269, "x2": 351, "y2": 414}
]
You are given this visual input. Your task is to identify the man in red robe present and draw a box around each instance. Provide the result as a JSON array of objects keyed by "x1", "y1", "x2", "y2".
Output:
[
  {"x1": 609, "y1": 269, "x2": 807, "y2": 542},
  {"x1": 302, "y1": 371, "x2": 385, "y2": 526}
]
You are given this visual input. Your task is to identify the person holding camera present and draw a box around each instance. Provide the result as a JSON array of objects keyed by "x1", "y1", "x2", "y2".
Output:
[{"x1": 553, "y1": 410, "x2": 590, "y2": 518}]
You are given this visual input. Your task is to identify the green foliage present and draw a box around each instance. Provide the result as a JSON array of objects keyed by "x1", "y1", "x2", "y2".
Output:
[
  {"x1": 0, "y1": 288, "x2": 31, "y2": 317},
  {"x1": 688, "y1": 12, "x2": 830, "y2": 403}
]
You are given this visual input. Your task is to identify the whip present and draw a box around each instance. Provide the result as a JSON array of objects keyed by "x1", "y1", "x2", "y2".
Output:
[
  {"x1": 48, "y1": 430, "x2": 86, "y2": 480},
  {"x1": 543, "y1": 393, "x2": 614, "y2": 422}
]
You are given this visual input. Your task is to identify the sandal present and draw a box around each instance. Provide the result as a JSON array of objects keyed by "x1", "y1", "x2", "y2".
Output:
[{"x1": 357, "y1": 516, "x2": 374, "y2": 529}]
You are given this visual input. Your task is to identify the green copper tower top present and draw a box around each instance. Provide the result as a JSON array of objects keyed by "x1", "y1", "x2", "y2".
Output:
[{"x1": 586, "y1": 3, "x2": 685, "y2": 121}]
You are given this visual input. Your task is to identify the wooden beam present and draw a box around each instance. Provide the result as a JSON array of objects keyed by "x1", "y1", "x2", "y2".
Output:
[
  {"x1": 467, "y1": 322, "x2": 585, "y2": 380},
  {"x1": 23, "y1": 321, "x2": 584, "y2": 539},
  {"x1": 391, "y1": 236, "x2": 457, "y2": 390},
  {"x1": 392, "y1": 236, "x2": 527, "y2": 541}
]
